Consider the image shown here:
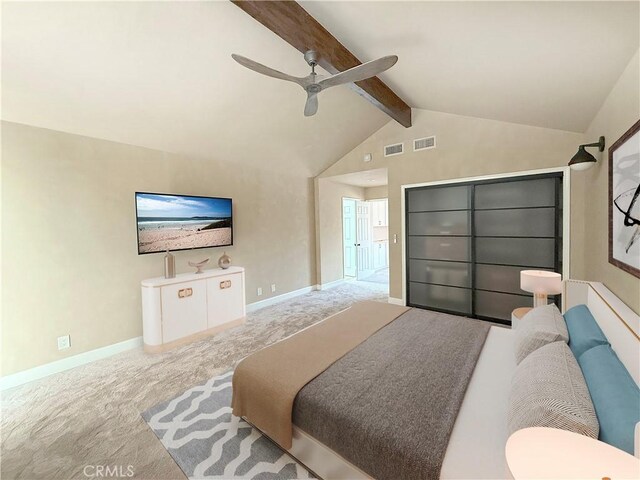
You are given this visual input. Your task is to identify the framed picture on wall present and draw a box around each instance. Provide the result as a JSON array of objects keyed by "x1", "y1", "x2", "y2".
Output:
[{"x1": 609, "y1": 119, "x2": 640, "y2": 278}]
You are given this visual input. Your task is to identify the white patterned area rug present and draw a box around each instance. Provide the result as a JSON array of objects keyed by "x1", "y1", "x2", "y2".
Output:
[{"x1": 142, "y1": 371, "x2": 313, "y2": 479}]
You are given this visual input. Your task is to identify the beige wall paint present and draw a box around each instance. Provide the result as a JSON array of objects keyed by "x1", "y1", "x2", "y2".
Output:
[
  {"x1": 581, "y1": 50, "x2": 640, "y2": 312},
  {"x1": 364, "y1": 185, "x2": 388, "y2": 200},
  {"x1": 1, "y1": 122, "x2": 316, "y2": 375},
  {"x1": 319, "y1": 108, "x2": 584, "y2": 301},
  {"x1": 315, "y1": 179, "x2": 364, "y2": 286}
]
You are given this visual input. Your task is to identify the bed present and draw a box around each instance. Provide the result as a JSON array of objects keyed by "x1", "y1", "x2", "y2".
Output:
[{"x1": 233, "y1": 280, "x2": 640, "y2": 479}]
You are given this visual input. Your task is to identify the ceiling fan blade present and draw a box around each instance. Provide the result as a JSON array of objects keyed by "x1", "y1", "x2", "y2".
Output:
[
  {"x1": 319, "y1": 55, "x2": 398, "y2": 90},
  {"x1": 232, "y1": 54, "x2": 304, "y2": 86},
  {"x1": 304, "y1": 92, "x2": 318, "y2": 117}
]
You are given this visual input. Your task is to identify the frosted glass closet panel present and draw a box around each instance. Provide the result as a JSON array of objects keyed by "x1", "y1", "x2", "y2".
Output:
[
  {"x1": 474, "y1": 178, "x2": 556, "y2": 209},
  {"x1": 406, "y1": 185, "x2": 472, "y2": 315},
  {"x1": 475, "y1": 264, "x2": 536, "y2": 295},
  {"x1": 406, "y1": 174, "x2": 562, "y2": 323},
  {"x1": 474, "y1": 208, "x2": 555, "y2": 238},
  {"x1": 408, "y1": 211, "x2": 471, "y2": 236},
  {"x1": 475, "y1": 238, "x2": 556, "y2": 268},
  {"x1": 473, "y1": 176, "x2": 560, "y2": 321},
  {"x1": 408, "y1": 237, "x2": 471, "y2": 262},
  {"x1": 409, "y1": 259, "x2": 471, "y2": 288},
  {"x1": 409, "y1": 283, "x2": 472, "y2": 313},
  {"x1": 407, "y1": 185, "x2": 470, "y2": 212}
]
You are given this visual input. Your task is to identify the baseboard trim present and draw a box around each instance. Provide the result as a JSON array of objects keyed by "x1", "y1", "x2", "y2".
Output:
[
  {"x1": 317, "y1": 279, "x2": 345, "y2": 291},
  {"x1": 246, "y1": 285, "x2": 317, "y2": 313},
  {"x1": 388, "y1": 297, "x2": 404, "y2": 305},
  {"x1": 1, "y1": 336, "x2": 143, "y2": 391}
]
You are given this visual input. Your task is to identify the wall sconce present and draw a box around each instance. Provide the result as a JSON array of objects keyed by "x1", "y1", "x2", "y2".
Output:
[{"x1": 568, "y1": 136, "x2": 605, "y2": 171}]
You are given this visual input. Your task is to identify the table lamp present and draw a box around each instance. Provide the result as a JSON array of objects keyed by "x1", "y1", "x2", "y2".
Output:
[
  {"x1": 506, "y1": 427, "x2": 640, "y2": 479},
  {"x1": 520, "y1": 270, "x2": 562, "y2": 308}
]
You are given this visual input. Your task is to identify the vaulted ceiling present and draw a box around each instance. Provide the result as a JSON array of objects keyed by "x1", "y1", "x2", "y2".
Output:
[
  {"x1": 302, "y1": 0, "x2": 639, "y2": 133},
  {"x1": 3, "y1": 2, "x2": 638, "y2": 177},
  {"x1": 1, "y1": 1, "x2": 389, "y2": 177}
]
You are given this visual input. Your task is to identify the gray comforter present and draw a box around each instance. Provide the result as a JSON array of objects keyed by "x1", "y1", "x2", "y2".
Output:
[{"x1": 292, "y1": 308, "x2": 490, "y2": 480}]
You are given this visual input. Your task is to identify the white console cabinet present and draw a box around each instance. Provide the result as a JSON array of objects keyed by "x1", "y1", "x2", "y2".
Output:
[{"x1": 141, "y1": 267, "x2": 245, "y2": 353}]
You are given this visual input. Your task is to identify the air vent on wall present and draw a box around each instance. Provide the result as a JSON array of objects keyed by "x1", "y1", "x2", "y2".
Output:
[
  {"x1": 384, "y1": 142, "x2": 404, "y2": 157},
  {"x1": 414, "y1": 136, "x2": 436, "y2": 151}
]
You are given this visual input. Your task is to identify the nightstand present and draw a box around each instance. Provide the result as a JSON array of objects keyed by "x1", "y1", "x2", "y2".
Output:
[{"x1": 511, "y1": 307, "x2": 532, "y2": 330}]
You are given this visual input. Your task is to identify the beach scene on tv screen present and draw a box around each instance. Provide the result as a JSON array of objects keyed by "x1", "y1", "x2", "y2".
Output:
[{"x1": 136, "y1": 193, "x2": 232, "y2": 253}]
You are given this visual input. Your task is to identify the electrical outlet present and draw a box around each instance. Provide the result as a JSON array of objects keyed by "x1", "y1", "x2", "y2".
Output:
[
  {"x1": 257, "y1": 287, "x2": 263, "y2": 296},
  {"x1": 271, "y1": 284, "x2": 276, "y2": 293},
  {"x1": 57, "y1": 335, "x2": 71, "y2": 350}
]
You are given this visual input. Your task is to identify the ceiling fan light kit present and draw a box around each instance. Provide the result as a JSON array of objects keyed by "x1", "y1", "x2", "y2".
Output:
[{"x1": 232, "y1": 50, "x2": 398, "y2": 117}]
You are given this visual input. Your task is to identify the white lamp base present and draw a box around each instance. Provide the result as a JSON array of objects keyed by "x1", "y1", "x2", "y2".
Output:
[{"x1": 533, "y1": 293, "x2": 549, "y2": 308}]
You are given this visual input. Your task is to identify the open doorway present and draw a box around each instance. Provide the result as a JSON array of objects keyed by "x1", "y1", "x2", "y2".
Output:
[
  {"x1": 361, "y1": 198, "x2": 389, "y2": 284},
  {"x1": 316, "y1": 168, "x2": 388, "y2": 292},
  {"x1": 341, "y1": 197, "x2": 389, "y2": 284}
]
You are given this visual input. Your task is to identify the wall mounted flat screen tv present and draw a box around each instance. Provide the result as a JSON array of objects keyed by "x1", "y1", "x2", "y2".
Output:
[{"x1": 135, "y1": 192, "x2": 233, "y2": 254}]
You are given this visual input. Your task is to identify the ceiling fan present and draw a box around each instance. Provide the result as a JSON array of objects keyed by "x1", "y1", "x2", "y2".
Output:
[{"x1": 231, "y1": 50, "x2": 398, "y2": 117}]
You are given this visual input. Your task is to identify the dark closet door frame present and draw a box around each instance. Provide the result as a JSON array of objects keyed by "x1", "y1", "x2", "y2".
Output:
[{"x1": 400, "y1": 167, "x2": 570, "y2": 317}]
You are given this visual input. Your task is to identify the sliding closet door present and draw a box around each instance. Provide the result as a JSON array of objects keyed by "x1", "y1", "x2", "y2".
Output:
[
  {"x1": 406, "y1": 174, "x2": 562, "y2": 323},
  {"x1": 473, "y1": 177, "x2": 560, "y2": 321},
  {"x1": 406, "y1": 185, "x2": 472, "y2": 314}
]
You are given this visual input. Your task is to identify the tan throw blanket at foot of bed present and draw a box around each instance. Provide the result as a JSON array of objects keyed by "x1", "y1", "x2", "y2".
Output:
[{"x1": 231, "y1": 301, "x2": 410, "y2": 449}]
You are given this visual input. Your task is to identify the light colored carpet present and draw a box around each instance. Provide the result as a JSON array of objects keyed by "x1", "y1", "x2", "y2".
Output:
[
  {"x1": 359, "y1": 268, "x2": 389, "y2": 285},
  {"x1": 1, "y1": 281, "x2": 387, "y2": 480}
]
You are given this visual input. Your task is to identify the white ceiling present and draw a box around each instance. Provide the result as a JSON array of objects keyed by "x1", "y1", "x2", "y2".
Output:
[
  {"x1": 3, "y1": 2, "x2": 639, "y2": 178},
  {"x1": 303, "y1": 1, "x2": 639, "y2": 132},
  {"x1": 330, "y1": 168, "x2": 388, "y2": 187},
  {"x1": 1, "y1": 1, "x2": 388, "y2": 177}
]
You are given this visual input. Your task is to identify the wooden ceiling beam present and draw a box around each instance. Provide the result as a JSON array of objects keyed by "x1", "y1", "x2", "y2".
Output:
[{"x1": 232, "y1": 0, "x2": 412, "y2": 128}]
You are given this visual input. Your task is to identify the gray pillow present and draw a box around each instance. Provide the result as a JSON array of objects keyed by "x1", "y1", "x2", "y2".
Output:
[
  {"x1": 515, "y1": 304, "x2": 568, "y2": 364},
  {"x1": 508, "y1": 341, "x2": 599, "y2": 439}
]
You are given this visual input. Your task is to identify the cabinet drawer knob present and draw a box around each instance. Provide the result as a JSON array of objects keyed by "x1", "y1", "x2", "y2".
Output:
[
  {"x1": 219, "y1": 280, "x2": 232, "y2": 289},
  {"x1": 178, "y1": 288, "x2": 193, "y2": 298}
]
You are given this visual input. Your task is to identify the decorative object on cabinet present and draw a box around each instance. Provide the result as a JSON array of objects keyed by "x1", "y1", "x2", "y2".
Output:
[
  {"x1": 163, "y1": 250, "x2": 175, "y2": 279},
  {"x1": 188, "y1": 258, "x2": 210, "y2": 274},
  {"x1": 568, "y1": 136, "x2": 605, "y2": 171},
  {"x1": 520, "y1": 270, "x2": 562, "y2": 308},
  {"x1": 609, "y1": 119, "x2": 640, "y2": 278},
  {"x1": 141, "y1": 267, "x2": 246, "y2": 353},
  {"x1": 218, "y1": 252, "x2": 232, "y2": 269}
]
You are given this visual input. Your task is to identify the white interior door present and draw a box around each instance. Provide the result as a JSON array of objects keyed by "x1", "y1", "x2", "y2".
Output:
[
  {"x1": 342, "y1": 198, "x2": 357, "y2": 277},
  {"x1": 356, "y1": 201, "x2": 375, "y2": 279}
]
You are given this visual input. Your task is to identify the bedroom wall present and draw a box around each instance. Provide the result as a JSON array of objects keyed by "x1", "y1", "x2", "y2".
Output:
[
  {"x1": 317, "y1": 108, "x2": 584, "y2": 301},
  {"x1": 1, "y1": 121, "x2": 316, "y2": 375},
  {"x1": 315, "y1": 179, "x2": 364, "y2": 286},
  {"x1": 364, "y1": 185, "x2": 388, "y2": 200},
  {"x1": 581, "y1": 50, "x2": 639, "y2": 312}
]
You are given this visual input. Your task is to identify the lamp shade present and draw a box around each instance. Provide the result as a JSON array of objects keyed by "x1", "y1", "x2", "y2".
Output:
[
  {"x1": 506, "y1": 427, "x2": 640, "y2": 479},
  {"x1": 520, "y1": 270, "x2": 562, "y2": 295},
  {"x1": 568, "y1": 146, "x2": 597, "y2": 171}
]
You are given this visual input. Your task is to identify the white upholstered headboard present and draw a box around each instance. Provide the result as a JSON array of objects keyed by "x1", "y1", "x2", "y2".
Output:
[
  {"x1": 563, "y1": 280, "x2": 640, "y2": 387},
  {"x1": 564, "y1": 280, "x2": 640, "y2": 458}
]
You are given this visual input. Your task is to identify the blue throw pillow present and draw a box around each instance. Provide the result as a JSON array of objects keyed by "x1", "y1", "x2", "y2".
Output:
[
  {"x1": 563, "y1": 304, "x2": 609, "y2": 358},
  {"x1": 578, "y1": 344, "x2": 640, "y2": 454}
]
